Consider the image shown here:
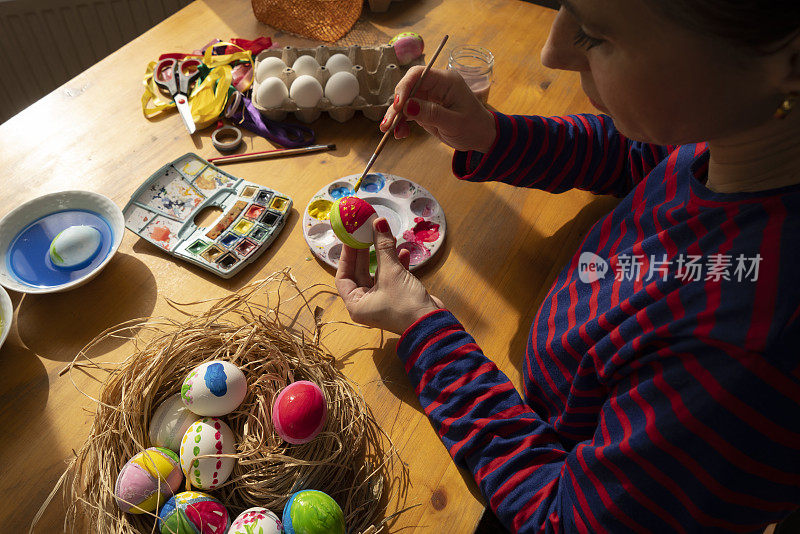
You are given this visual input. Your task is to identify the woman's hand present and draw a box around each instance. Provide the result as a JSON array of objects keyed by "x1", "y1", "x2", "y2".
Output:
[
  {"x1": 335, "y1": 217, "x2": 443, "y2": 335},
  {"x1": 380, "y1": 66, "x2": 497, "y2": 153}
]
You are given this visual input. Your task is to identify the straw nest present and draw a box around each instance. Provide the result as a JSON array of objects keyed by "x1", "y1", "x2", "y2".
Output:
[{"x1": 36, "y1": 269, "x2": 407, "y2": 534}]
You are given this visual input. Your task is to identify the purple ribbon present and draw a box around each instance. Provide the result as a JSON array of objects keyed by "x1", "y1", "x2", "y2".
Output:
[{"x1": 226, "y1": 91, "x2": 315, "y2": 148}]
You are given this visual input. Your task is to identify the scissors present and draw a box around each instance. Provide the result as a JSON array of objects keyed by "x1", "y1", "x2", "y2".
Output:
[{"x1": 154, "y1": 58, "x2": 202, "y2": 134}]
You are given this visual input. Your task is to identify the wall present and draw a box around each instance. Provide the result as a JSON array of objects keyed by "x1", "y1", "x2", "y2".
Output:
[{"x1": 0, "y1": 0, "x2": 192, "y2": 124}]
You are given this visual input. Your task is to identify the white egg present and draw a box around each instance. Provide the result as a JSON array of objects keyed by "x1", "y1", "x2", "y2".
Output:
[
  {"x1": 49, "y1": 225, "x2": 102, "y2": 268},
  {"x1": 149, "y1": 393, "x2": 202, "y2": 452},
  {"x1": 179, "y1": 417, "x2": 236, "y2": 490},
  {"x1": 256, "y1": 77, "x2": 289, "y2": 108},
  {"x1": 324, "y1": 53, "x2": 353, "y2": 75},
  {"x1": 256, "y1": 56, "x2": 286, "y2": 82},
  {"x1": 292, "y1": 55, "x2": 320, "y2": 77},
  {"x1": 181, "y1": 360, "x2": 247, "y2": 417},
  {"x1": 324, "y1": 71, "x2": 360, "y2": 106},
  {"x1": 289, "y1": 75, "x2": 324, "y2": 108},
  {"x1": 230, "y1": 507, "x2": 282, "y2": 534}
]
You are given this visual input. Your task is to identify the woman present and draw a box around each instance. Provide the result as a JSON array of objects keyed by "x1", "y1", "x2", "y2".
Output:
[{"x1": 336, "y1": 0, "x2": 800, "y2": 531}]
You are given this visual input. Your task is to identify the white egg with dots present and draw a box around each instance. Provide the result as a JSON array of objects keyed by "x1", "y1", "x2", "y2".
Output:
[
  {"x1": 256, "y1": 77, "x2": 289, "y2": 108},
  {"x1": 290, "y1": 75, "x2": 324, "y2": 108},
  {"x1": 181, "y1": 360, "x2": 247, "y2": 417},
  {"x1": 180, "y1": 417, "x2": 236, "y2": 490},
  {"x1": 324, "y1": 71, "x2": 360, "y2": 106},
  {"x1": 292, "y1": 55, "x2": 319, "y2": 77},
  {"x1": 256, "y1": 56, "x2": 286, "y2": 82}
]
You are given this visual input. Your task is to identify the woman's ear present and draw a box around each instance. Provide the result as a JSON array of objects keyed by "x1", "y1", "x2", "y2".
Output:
[{"x1": 776, "y1": 32, "x2": 800, "y2": 93}]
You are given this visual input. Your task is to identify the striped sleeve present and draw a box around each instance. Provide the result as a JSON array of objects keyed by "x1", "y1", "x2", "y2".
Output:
[
  {"x1": 452, "y1": 112, "x2": 674, "y2": 197},
  {"x1": 397, "y1": 311, "x2": 800, "y2": 533}
]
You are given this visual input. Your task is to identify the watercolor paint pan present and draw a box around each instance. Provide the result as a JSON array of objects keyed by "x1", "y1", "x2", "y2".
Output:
[
  {"x1": 302, "y1": 172, "x2": 446, "y2": 272},
  {"x1": 123, "y1": 153, "x2": 293, "y2": 278}
]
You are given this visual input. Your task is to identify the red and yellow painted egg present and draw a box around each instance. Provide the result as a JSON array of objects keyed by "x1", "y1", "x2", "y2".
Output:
[{"x1": 330, "y1": 196, "x2": 377, "y2": 249}]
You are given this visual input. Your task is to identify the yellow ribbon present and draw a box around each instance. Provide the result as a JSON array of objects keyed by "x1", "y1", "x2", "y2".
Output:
[{"x1": 141, "y1": 42, "x2": 253, "y2": 129}]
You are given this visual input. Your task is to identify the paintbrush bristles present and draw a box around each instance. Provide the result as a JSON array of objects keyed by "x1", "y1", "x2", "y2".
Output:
[{"x1": 353, "y1": 34, "x2": 450, "y2": 192}]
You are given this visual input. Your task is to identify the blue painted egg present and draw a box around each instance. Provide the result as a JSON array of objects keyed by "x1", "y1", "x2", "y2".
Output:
[
  {"x1": 48, "y1": 225, "x2": 102, "y2": 269},
  {"x1": 181, "y1": 360, "x2": 247, "y2": 416}
]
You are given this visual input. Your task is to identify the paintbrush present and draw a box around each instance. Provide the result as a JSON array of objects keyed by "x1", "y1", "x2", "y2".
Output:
[
  {"x1": 353, "y1": 34, "x2": 449, "y2": 192},
  {"x1": 208, "y1": 144, "x2": 336, "y2": 164}
]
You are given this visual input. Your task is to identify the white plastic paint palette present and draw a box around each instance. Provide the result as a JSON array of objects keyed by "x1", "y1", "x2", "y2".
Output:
[
  {"x1": 123, "y1": 153, "x2": 292, "y2": 278},
  {"x1": 303, "y1": 173, "x2": 446, "y2": 271}
]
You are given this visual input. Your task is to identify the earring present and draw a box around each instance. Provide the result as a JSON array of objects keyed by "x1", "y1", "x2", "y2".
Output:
[{"x1": 774, "y1": 92, "x2": 798, "y2": 119}]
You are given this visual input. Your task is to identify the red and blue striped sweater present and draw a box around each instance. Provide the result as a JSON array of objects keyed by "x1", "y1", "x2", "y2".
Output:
[{"x1": 397, "y1": 112, "x2": 800, "y2": 533}]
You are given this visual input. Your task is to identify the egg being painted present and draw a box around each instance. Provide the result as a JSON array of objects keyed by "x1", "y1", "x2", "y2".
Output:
[
  {"x1": 389, "y1": 32, "x2": 424, "y2": 65},
  {"x1": 230, "y1": 507, "x2": 282, "y2": 534},
  {"x1": 181, "y1": 360, "x2": 247, "y2": 416},
  {"x1": 272, "y1": 381, "x2": 328, "y2": 445},
  {"x1": 49, "y1": 225, "x2": 102, "y2": 269},
  {"x1": 180, "y1": 417, "x2": 236, "y2": 490},
  {"x1": 330, "y1": 196, "x2": 377, "y2": 249},
  {"x1": 114, "y1": 447, "x2": 183, "y2": 514},
  {"x1": 158, "y1": 491, "x2": 230, "y2": 534},
  {"x1": 282, "y1": 490, "x2": 345, "y2": 534},
  {"x1": 149, "y1": 393, "x2": 202, "y2": 452}
]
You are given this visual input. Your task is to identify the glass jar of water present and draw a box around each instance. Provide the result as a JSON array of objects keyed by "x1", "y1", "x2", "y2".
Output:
[{"x1": 447, "y1": 45, "x2": 494, "y2": 104}]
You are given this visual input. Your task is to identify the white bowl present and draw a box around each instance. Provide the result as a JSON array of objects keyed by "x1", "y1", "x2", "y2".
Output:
[
  {"x1": 0, "y1": 191, "x2": 125, "y2": 294},
  {"x1": 0, "y1": 285, "x2": 11, "y2": 349}
]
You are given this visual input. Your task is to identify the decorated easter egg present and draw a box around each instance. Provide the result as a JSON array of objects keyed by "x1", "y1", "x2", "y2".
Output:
[
  {"x1": 292, "y1": 55, "x2": 320, "y2": 77},
  {"x1": 181, "y1": 360, "x2": 247, "y2": 416},
  {"x1": 256, "y1": 77, "x2": 289, "y2": 108},
  {"x1": 230, "y1": 507, "x2": 282, "y2": 534},
  {"x1": 289, "y1": 75, "x2": 324, "y2": 108},
  {"x1": 149, "y1": 393, "x2": 202, "y2": 452},
  {"x1": 282, "y1": 490, "x2": 345, "y2": 534},
  {"x1": 272, "y1": 381, "x2": 327, "y2": 445},
  {"x1": 158, "y1": 491, "x2": 230, "y2": 534},
  {"x1": 49, "y1": 225, "x2": 102, "y2": 269},
  {"x1": 325, "y1": 53, "x2": 353, "y2": 75},
  {"x1": 256, "y1": 56, "x2": 287, "y2": 82},
  {"x1": 180, "y1": 417, "x2": 236, "y2": 490},
  {"x1": 324, "y1": 71, "x2": 359, "y2": 106},
  {"x1": 389, "y1": 32, "x2": 424, "y2": 65},
  {"x1": 330, "y1": 196, "x2": 377, "y2": 249},
  {"x1": 114, "y1": 447, "x2": 183, "y2": 514}
]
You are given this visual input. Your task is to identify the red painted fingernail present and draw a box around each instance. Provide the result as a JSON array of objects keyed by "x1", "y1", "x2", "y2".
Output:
[
  {"x1": 406, "y1": 99, "x2": 420, "y2": 117},
  {"x1": 376, "y1": 218, "x2": 390, "y2": 233},
  {"x1": 380, "y1": 116, "x2": 388, "y2": 127},
  {"x1": 394, "y1": 94, "x2": 400, "y2": 106}
]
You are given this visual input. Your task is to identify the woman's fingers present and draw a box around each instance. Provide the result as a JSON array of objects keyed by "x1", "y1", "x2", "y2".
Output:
[{"x1": 398, "y1": 248, "x2": 411, "y2": 271}]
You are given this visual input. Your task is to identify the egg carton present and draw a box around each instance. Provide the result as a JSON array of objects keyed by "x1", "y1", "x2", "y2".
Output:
[{"x1": 251, "y1": 44, "x2": 424, "y2": 123}]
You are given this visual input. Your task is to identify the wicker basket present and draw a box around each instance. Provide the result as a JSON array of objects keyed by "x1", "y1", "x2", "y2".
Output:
[{"x1": 251, "y1": 0, "x2": 362, "y2": 42}]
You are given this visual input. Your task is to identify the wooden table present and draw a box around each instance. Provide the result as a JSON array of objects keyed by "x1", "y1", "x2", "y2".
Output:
[{"x1": 0, "y1": 0, "x2": 617, "y2": 531}]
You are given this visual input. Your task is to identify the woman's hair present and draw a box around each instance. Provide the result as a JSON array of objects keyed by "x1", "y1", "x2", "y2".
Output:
[{"x1": 650, "y1": 1, "x2": 800, "y2": 52}]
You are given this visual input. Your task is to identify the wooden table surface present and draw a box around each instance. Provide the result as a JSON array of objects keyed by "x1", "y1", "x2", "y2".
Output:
[{"x1": 0, "y1": 0, "x2": 618, "y2": 532}]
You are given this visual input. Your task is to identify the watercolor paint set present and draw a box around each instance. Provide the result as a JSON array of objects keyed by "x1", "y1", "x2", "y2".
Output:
[
  {"x1": 302, "y1": 172, "x2": 446, "y2": 271},
  {"x1": 123, "y1": 153, "x2": 292, "y2": 278}
]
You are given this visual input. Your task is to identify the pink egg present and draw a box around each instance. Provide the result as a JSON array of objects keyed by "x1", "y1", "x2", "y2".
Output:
[
  {"x1": 389, "y1": 32, "x2": 424, "y2": 65},
  {"x1": 271, "y1": 381, "x2": 327, "y2": 445}
]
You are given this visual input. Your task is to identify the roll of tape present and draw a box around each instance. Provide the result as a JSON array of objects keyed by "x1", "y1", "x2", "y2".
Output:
[
  {"x1": 212, "y1": 125, "x2": 243, "y2": 152},
  {"x1": 224, "y1": 90, "x2": 242, "y2": 119}
]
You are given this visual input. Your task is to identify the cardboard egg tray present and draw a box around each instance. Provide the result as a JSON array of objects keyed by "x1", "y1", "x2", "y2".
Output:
[{"x1": 252, "y1": 44, "x2": 424, "y2": 123}]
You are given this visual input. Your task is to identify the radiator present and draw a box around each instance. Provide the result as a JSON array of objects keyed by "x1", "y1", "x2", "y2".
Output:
[{"x1": 0, "y1": 0, "x2": 192, "y2": 124}]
